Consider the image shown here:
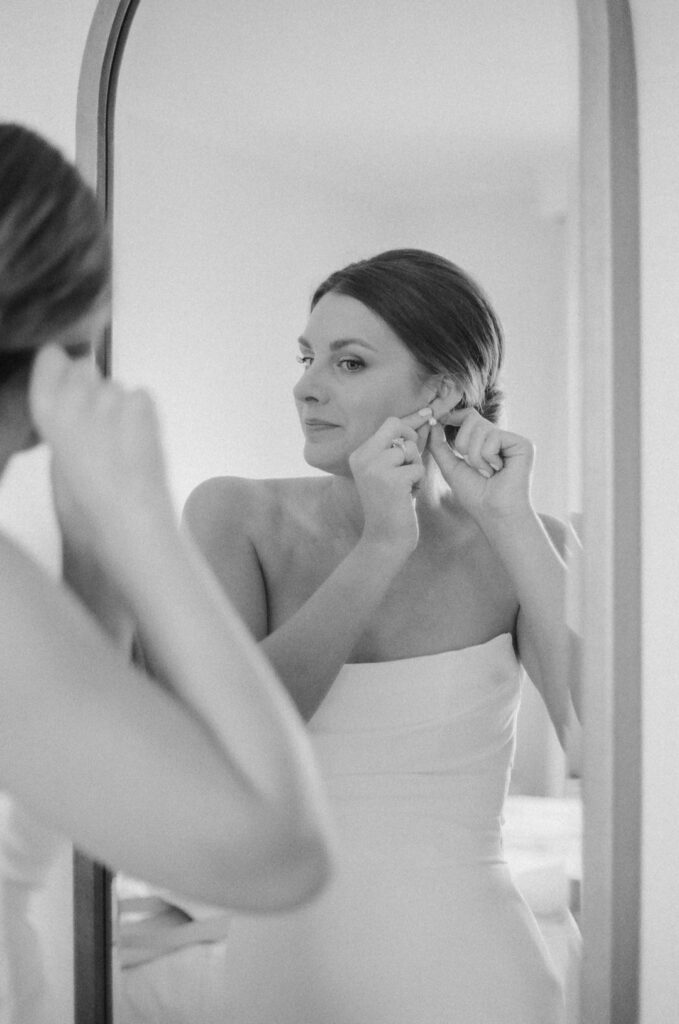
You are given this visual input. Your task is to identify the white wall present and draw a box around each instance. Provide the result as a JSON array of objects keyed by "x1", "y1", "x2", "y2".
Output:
[
  {"x1": 0, "y1": 4, "x2": 99, "y2": 1021},
  {"x1": 631, "y1": 2, "x2": 679, "y2": 1021}
]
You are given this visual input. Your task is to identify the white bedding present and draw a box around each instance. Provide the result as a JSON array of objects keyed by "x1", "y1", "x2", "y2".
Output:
[{"x1": 503, "y1": 793, "x2": 583, "y2": 1024}]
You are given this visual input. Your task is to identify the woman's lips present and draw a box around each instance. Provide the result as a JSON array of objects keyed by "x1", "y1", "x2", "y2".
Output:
[{"x1": 303, "y1": 420, "x2": 340, "y2": 432}]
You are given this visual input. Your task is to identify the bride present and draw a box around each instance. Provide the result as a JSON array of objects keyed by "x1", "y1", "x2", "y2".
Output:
[{"x1": 120, "y1": 248, "x2": 580, "y2": 1023}]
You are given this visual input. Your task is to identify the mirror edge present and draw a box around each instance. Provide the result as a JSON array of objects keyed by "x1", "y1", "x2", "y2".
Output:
[
  {"x1": 74, "y1": 2, "x2": 642, "y2": 1022},
  {"x1": 576, "y1": 1, "x2": 641, "y2": 1022},
  {"x1": 75, "y1": 5, "x2": 142, "y2": 1021}
]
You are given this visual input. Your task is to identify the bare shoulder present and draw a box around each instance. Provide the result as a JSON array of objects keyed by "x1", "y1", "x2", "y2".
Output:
[
  {"x1": 538, "y1": 512, "x2": 581, "y2": 559},
  {"x1": 183, "y1": 475, "x2": 328, "y2": 542},
  {"x1": 181, "y1": 476, "x2": 330, "y2": 635},
  {"x1": 183, "y1": 476, "x2": 261, "y2": 530}
]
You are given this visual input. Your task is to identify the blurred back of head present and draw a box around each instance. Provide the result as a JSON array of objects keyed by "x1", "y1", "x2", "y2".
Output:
[{"x1": 0, "y1": 123, "x2": 110, "y2": 389}]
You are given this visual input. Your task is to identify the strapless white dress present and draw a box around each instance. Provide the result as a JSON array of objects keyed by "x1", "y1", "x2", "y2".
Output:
[{"x1": 117, "y1": 634, "x2": 566, "y2": 1023}]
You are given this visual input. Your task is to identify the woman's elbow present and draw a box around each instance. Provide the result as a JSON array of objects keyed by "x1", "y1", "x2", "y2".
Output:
[
  {"x1": 267, "y1": 821, "x2": 335, "y2": 910},
  {"x1": 256, "y1": 794, "x2": 336, "y2": 909},
  {"x1": 258, "y1": 772, "x2": 336, "y2": 909},
  {"x1": 203, "y1": 810, "x2": 335, "y2": 913}
]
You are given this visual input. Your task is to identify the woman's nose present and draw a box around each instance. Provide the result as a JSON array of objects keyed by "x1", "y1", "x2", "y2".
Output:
[{"x1": 293, "y1": 364, "x2": 328, "y2": 404}]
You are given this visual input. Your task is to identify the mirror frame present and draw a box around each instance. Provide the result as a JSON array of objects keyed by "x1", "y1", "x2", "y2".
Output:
[{"x1": 74, "y1": 2, "x2": 641, "y2": 1022}]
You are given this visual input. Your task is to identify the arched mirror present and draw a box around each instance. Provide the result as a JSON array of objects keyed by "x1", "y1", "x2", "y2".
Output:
[{"x1": 75, "y1": 1, "x2": 640, "y2": 1022}]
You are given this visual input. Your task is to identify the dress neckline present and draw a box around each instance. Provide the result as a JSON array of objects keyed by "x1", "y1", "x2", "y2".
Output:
[{"x1": 343, "y1": 632, "x2": 514, "y2": 668}]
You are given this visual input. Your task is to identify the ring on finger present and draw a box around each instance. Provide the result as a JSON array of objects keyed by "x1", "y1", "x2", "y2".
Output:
[{"x1": 390, "y1": 436, "x2": 409, "y2": 460}]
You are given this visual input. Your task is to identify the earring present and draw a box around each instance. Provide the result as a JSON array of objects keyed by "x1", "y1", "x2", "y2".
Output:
[{"x1": 417, "y1": 407, "x2": 438, "y2": 426}]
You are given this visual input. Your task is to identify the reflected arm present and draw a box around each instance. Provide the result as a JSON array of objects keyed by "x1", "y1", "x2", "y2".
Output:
[
  {"x1": 487, "y1": 510, "x2": 582, "y2": 746},
  {"x1": 183, "y1": 478, "x2": 409, "y2": 721}
]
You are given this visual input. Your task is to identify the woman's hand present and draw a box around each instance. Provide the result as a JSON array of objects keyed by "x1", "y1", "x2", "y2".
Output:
[
  {"x1": 28, "y1": 345, "x2": 176, "y2": 568},
  {"x1": 349, "y1": 412, "x2": 431, "y2": 557},
  {"x1": 427, "y1": 407, "x2": 535, "y2": 524}
]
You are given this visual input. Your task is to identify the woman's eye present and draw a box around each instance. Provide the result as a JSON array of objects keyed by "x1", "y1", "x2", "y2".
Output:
[{"x1": 295, "y1": 354, "x2": 364, "y2": 372}]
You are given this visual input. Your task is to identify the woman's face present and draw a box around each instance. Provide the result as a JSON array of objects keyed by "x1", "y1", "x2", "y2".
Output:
[{"x1": 293, "y1": 292, "x2": 435, "y2": 475}]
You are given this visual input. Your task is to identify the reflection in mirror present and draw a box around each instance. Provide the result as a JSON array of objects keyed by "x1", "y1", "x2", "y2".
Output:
[{"x1": 109, "y1": 0, "x2": 582, "y2": 1020}]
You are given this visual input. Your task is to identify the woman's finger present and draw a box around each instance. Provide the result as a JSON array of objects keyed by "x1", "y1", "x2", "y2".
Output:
[
  {"x1": 368, "y1": 416, "x2": 420, "y2": 452},
  {"x1": 428, "y1": 424, "x2": 494, "y2": 491},
  {"x1": 403, "y1": 460, "x2": 425, "y2": 492},
  {"x1": 447, "y1": 408, "x2": 485, "y2": 459},
  {"x1": 464, "y1": 423, "x2": 497, "y2": 478},
  {"x1": 385, "y1": 436, "x2": 419, "y2": 464},
  {"x1": 428, "y1": 391, "x2": 461, "y2": 423},
  {"x1": 427, "y1": 422, "x2": 461, "y2": 466},
  {"x1": 440, "y1": 407, "x2": 477, "y2": 427},
  {"x1": 401, "y1": 406, "x2": 437, "y2": 432},
  {"x1": 480, "y1": 431, "x2": 504, "y2": 472}
]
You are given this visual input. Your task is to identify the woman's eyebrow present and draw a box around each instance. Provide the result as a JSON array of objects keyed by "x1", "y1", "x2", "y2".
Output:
[{"x1": 297, "y1": 336, "x2": 376, "y2": 352}]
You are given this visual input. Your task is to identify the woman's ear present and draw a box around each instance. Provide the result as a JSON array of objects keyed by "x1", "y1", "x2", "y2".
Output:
[{"x1": 428, "y1": 376, "x2": 463, "y2": 418}]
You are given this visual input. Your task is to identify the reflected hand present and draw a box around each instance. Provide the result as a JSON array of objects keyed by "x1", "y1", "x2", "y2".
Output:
[
  {"x1": 349, "y1": 414, "x2": 427, "y2": 557},
  {"x1": 427, "y1": 408, "x2": 535, "y2": 523}
]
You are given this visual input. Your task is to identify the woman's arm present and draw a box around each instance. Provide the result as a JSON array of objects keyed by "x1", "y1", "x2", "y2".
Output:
[
  {"x1": 477, "y1": 509, "x2": 581, "y2": 744},
  {"x1": 428, "y1": 409, "x2": 581, "y2": 745},
  {"x1": 60, "y1": 533, "x2": 135, "y2": 648},
  {"x1": 184, "y1": 415, "x2": 430, "y2": 721},
  {"x1": 0, "y1": 347, "x2": 333, "y2": 911},
  {"x1": 185, "y1": 480, "x2": 409, "y2": 721}
]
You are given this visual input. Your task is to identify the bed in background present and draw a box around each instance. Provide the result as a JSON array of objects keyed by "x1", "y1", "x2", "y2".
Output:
[{"x1": 503, "y1": 788, "x2": 582, "y2": 1024}]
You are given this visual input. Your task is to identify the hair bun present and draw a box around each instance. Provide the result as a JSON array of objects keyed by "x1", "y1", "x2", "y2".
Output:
[{"x1": 480, "y1": 380, "x2": 504, "y2": 424}]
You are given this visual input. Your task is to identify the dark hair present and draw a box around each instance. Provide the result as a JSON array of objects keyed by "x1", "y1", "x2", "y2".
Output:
[
  {"x1": 311, "y1": 248, "x2": 504, "y2": 423},
  {"x1": 0, "y1": 123, "x2": 110, "y2": 385}
]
